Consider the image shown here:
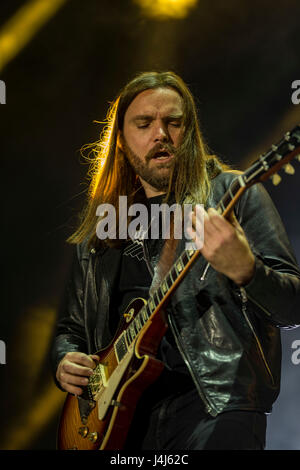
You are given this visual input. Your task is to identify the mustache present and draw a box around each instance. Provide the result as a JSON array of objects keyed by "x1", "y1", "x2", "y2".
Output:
[{"x1": 145, "y1": 143, "x2": 176, "y2": 162}]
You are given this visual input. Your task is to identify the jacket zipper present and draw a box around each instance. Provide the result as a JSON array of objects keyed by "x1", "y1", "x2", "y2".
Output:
[
  {"x1": 167, "y1": 310, "x2": 218, "y2": 416},
  {"x1": 239, "y1": 287, "x2": 275, "y2": 385}
]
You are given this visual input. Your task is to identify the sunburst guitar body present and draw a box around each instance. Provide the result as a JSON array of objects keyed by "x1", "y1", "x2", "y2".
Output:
[{"x1": 57, "y1": 297, "x2": 167, "y2": 450}]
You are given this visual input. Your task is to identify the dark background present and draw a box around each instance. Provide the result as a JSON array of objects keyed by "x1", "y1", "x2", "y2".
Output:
[{"x1": 0, "y1": 0, "x2": 299, "y2": 450}]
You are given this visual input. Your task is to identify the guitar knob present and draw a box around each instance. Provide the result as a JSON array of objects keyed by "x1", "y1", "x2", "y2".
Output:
[
  {"x1": 272, "y1": 173, "x2": 281, "y2": 185},
  {"x1": 87, "y1": 432, "x2": 99, "y2": 443},
  {"x1": 78, "y1": 426, "x2": 89, "y2": 438}
]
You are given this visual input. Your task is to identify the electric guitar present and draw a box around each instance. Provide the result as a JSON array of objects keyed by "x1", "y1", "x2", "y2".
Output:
[{"x1": 58, "y1": 125, "x2": 300, "y2": 450}]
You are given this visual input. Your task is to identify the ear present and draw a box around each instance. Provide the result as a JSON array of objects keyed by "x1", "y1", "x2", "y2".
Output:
[{"x1": 117, "y1": 131, "x2": 124, "y2": 151}]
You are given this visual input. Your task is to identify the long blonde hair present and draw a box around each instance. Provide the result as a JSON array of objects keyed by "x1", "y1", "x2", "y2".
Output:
[{"x1": 68, "y1": 71, "x2": 230, "y2": 247}]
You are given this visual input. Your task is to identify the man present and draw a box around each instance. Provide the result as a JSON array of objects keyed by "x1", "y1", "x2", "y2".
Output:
[{"x1": 52, "y1": 71, "x2": 300, "y2": 450}]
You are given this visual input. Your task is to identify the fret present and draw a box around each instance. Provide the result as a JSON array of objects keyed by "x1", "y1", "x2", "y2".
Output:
[
  {"x1": 215, "y1": 177, "x2": 243, "y2": 215},
  {"x1": 145, "y1": 304, "x2": 152, "y2": 319},
  {"x1": 137, "y1": 309, "x2": 145, "y2": 327},
  {"x1": 140, "y1": 309, "x2": 147, "y2": 325},
  {"x1": 133, "y1": 320, "x2": 139, "y2": 335},
  {"x1": 219, "y1": 199, "x2": 225, "y2": 213},
  {"x1": 141, "y1": 307, "x2": 149, "y2": 322},
  {"x1": 156, "y1": 288, "x2": 164, "y2": 303},
  {"x1": 129, "y1": 323, "x2": 136, "y2": 339},
  {"x1": 181, "y1": 251, "x2": 189, "y2": 265},
  {"x1": 126, "y1": 329, "x2": 132, "y2": 344},
  {"x1": 165, "y1": 273, "x2": 172, "y2": 288},
  {"x1": 153, "y1": 290, "x2": 161, "y2": 307},
  {"x1": 114, "y1": 332, "x2": 128, "y2": 363},
  {"x1": 170, "y1": 266, "x2": 178, "y2": 283},
  {"x1": 175, "y1": 259, "x2": 183, "y2": 273},
  {"x1": 148, "y1": 297, "x2": 155, "y2": 313},
  {"x1": 221, "y1": 192, "x2": 232, "y2": 209},
  {"x1": 230, "y1": 177, "x2": 242, "y2": 195},
  {"x1": 125, "y1": 330, "x2": 131, "y2": 347},
  {"x1": 186, "y1": 248, "x2": 195, "y2": 258},
  {"x1": 161, "y1": 279, "x2": 168, "y2": 294},
  {"x1": 134, "y1": 314, "x2": 142, "y2": 331}
]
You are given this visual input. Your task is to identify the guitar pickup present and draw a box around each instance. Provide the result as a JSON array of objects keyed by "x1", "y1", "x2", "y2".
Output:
[{"x1": 98, "y1": 363, "x2": 109, "y2": 387}]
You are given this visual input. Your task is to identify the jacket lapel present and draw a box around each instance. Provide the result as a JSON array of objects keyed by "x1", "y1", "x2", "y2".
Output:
[{"x1": 94, "y1": 245, "x2": 123, "y2": 351}]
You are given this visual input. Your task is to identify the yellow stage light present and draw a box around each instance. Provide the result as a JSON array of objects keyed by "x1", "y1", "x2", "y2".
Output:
[
  {"x1": 0, "y1": 0, "x2": 69, "y2": 73},
  {"x1": 134, "y1": 0, "x2": 198, "y2": 20}
]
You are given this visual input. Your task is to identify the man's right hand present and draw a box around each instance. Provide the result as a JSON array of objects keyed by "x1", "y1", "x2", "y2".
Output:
[{"x1": 56, "y1": 352, "x2": 100, "y2": 395}]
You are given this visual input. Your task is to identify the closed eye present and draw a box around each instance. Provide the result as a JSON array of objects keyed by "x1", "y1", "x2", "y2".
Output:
[{"x1": 137, "y1": 123, "x2": 150, "y2": 128}]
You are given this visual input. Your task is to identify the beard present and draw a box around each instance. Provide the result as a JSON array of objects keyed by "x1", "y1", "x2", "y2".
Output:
[{"x1": 122, "y1": 139, "x2": 176, "y2": 192}]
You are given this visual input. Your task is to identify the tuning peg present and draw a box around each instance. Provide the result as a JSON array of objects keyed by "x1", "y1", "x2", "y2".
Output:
[
  {"x1": 272, "y1": 173, "x2": 282, "y2": 185},
  {"x1": 283, "y1": 163, "x2": 295, "y2": 174}
]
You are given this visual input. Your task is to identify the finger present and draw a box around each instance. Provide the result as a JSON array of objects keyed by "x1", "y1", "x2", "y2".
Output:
[
  {"x1": 226, "y1": 210, "x2": 244, "y2": 234},
  {"x1": 68, "y1": 352, "x2": 96, "y2": 367},
  {"x1": 188, "y1": 209, "x2": 220, "y2": 250},
  {"x1": 190, "y1": 209, "x2": 211, "y2": 236},
  {"x1": 206, "y1": 209, "x2": 241, "y2": 247},
  {"x1": 207, "y1": 208, "x2": 234, "y2": 233},
  {"x1": 201, "y1": 210, "x2": 225, "y2": 248},
  {"x1": 187, "y1": 209, "x2": 204, "y2": 249},
  {"x1": 59, "y1": 371, "x2": 90, "y2": 395},
  {"x1": 62, "y1": 361, "x2": 94, "y2": 377},
  {"x1": 60, "y1": 380, "x2": 84, "y2": 396},
  {"x1": 89, "y1": 354, "x2": 100, "y2": 367},
  {"x1": 60, "y1": 371, "x2": 90, "y2": 387}
]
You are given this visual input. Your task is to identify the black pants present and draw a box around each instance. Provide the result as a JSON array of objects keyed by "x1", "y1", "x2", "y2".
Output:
[{"x1": 125, "y1": 373, "x2": 267, "y2": 450}]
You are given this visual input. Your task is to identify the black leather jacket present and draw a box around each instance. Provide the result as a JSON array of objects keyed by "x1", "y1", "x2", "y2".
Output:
[{"x1": 51, "y1": 172, "x2": 300, "y2": 416}]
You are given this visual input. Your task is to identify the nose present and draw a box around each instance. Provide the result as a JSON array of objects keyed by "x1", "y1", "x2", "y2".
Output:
[{"x1": 154, "y1": 121, "x2": 169, "y2": 143}]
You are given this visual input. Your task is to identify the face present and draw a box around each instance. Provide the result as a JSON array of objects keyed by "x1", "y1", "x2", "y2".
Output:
[{"x1": 120, "y1": 87, "x2": 184, "y2": 197}]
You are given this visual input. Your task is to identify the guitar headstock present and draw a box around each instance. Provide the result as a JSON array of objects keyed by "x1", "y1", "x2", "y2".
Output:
[{"x1": 242, "y1": 125, "x2": 300, "y2": 188}]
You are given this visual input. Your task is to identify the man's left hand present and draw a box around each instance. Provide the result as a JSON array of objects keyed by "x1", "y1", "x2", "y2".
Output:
[{"x1": 188, "y1": 207, "x2": 255, "y2": 286}]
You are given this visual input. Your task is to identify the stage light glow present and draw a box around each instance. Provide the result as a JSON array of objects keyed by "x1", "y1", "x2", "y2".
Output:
[
  {"x1": 0, "y1": 0, "x2": 69, "y2": 73},
  {"x1": 134, "y1": 0, "x2": 198, "y2": 19}
]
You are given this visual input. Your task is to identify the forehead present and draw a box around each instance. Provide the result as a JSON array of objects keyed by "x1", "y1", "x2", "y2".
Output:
[{"x1": 124, "y1": 87, "x2": 183, "y2": 119}]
